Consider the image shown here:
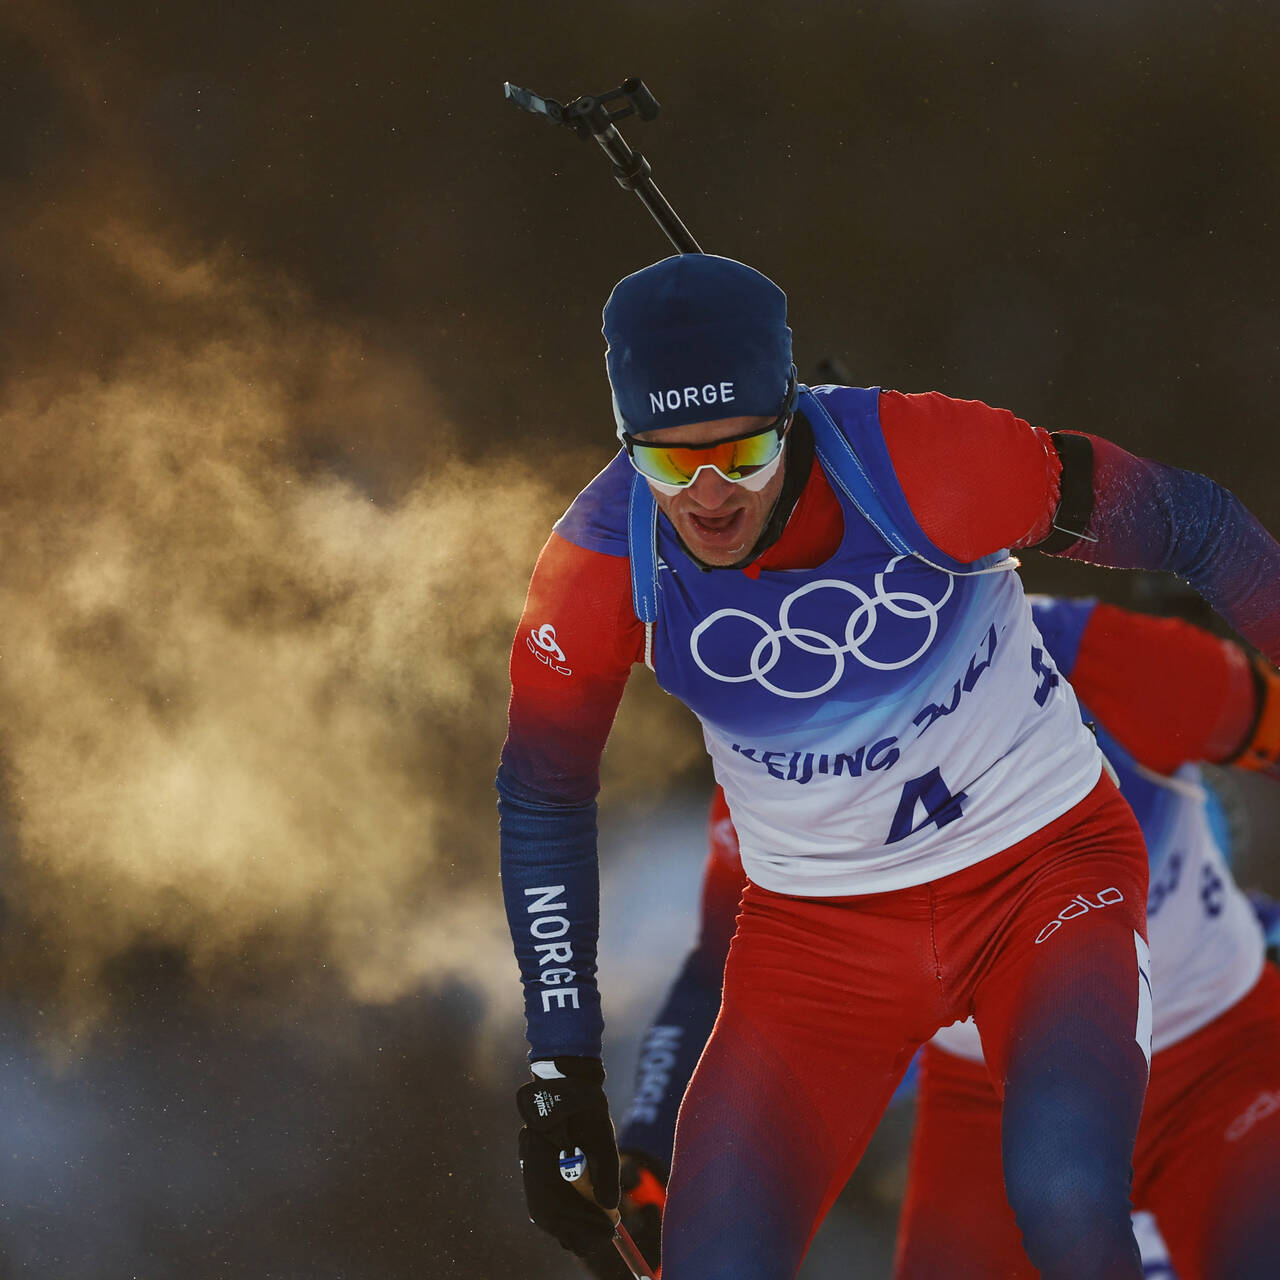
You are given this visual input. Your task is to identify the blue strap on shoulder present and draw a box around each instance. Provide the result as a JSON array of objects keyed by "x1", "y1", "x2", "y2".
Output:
[
  {"x1": 628, "y1": 473, "x2": 660, "y2": 625},
  {"x1": 800, "y1": 386, "x2": 918, "y2": 558}
]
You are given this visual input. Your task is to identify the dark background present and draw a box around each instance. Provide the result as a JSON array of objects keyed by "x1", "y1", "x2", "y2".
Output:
[{"x1": 1, "y1": 2, "x2": 1278, "y2": 1276}]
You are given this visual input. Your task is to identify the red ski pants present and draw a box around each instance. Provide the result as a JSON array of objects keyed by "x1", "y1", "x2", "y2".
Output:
[{"x1": 661, "y1": 775, "x2": 1151, "y2": 1280}]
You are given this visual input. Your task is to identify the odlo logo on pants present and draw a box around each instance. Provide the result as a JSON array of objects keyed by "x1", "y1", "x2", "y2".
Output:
[{"x1": 1035, "y1": 888, "x2": 1125, "y2": 944}]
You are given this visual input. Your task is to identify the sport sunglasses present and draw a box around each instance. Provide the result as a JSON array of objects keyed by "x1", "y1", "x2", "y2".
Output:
[{"x1": 622, "y1": 378, "x2": 797, "y2": 497}]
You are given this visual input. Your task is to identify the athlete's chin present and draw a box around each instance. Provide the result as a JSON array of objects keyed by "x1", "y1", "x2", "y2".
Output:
[{"x1": 689, "y1": 545, "x2": 746, "y2": 566}]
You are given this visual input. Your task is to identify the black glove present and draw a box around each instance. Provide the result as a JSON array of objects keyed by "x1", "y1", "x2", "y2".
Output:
[
  {"x1": 580, "y1": 1149, "x2": 667, "y2": 1280},
  {"x1": 516, "y1": 1056, "x2": 620, "y2": 1259}
]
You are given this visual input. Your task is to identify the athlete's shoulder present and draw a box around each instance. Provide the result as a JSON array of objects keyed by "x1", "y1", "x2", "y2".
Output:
[
  {"x1": 1028, "y1": 595, "x2": 1099, "y2": 676},
  {"x1": 879, "y1": 390, "x2": 1052, "y2": 469},
  {"x1": 517, "y1": 520, "x2": 643, "y2": 684},
  {"x1": 805, "y1": 384, "x2": 1028, "y2": 448},
  {"x1": 877, "y1": 390, "x2": 1060, "y2": 559},
  {"x1": 505, "y1": 528, "x2": 642, "y2": 798},
  {"x1": 553, "y1": 450, "x2": 634, "y2": 558}
]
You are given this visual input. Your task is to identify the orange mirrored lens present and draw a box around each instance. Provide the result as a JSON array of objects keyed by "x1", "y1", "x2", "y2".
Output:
[{"x1": 631, "y1": 427, "x2": 784, "y2": 487}]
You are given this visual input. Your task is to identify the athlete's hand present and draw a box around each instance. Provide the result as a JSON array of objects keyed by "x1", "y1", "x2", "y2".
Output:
[{"x1": 516, "y1": 1056, "x2": 620, "y2": 1259}]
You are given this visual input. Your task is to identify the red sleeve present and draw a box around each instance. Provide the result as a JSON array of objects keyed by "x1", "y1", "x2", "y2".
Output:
[
  {"x1": 1068, "y1": 602, "x2": 1258, "y2": 773},
  {"x1": 879, "y1": 391, "x2": 1062, "y2": 561},
  {"x1": 501, "y1": 533, "x2": 644, "y2": 804}
]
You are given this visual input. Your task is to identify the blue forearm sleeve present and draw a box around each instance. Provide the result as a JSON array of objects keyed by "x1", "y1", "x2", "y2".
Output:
[
  {"x1": 1145, "y1": 469, "x2": 1280, "y2": 657},
  {"x1": 1064, "y1": 440, "x2": 1280, "y2": 663},
  {"x1": 497, "y1": 766, "x2": 605, "y2": 1059}
]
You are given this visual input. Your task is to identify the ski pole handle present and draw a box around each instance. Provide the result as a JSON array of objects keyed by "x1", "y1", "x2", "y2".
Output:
[
  {"x1": 557, "y1": 1145, "x2": 619, "y2": 1227},
  {"x1": 559, "y1": 1147, "x2": 658, "y2": 1279}
]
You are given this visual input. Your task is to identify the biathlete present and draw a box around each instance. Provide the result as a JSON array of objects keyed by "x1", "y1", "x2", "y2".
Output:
[
  {"x1": 497, "y1": 253, "x2": 1280, "y2": 1280},
  {"x1": 600, "y1": 595, "x2": 1280, "y2": 1280},
  {"x1": 897, "y1": 597, "x2": 1280, "y2": 1280}
]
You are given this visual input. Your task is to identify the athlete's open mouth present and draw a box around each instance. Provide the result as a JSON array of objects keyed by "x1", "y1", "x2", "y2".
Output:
[
  {"x1": 690, "y1": 512, "x2": 737, "y2": 530},
  {"x1": 687, "y1": 509, "x2": 746, "y2": 543}
]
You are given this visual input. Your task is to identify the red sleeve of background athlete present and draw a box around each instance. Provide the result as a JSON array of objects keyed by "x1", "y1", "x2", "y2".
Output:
[
  {"x1": 500, "y1": 533, "x2": 644, "y2": 805},
  {"x1": 879, "y1": 391, "x2": 1061, "y2": 560},
  {"x1": 1066, "y1": 603, "x2": 1257, "y2": 773},
  {"x1": 697, "y1": 787, "x2": 749, "y2": 962}
]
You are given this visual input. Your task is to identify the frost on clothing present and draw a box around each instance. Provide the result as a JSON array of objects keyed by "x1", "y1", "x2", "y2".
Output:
[{"x1": 497, "y1": 386, "x2": 1280, "y2": 1058}]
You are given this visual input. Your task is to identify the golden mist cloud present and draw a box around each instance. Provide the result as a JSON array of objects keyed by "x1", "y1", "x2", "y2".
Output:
[
  {"x1": 0, "y1": 223, "x2": 558, "y2": 1022},
  {"x1": 0, "y1": 6, "x2": 708, "y2": 1047},
  {"x1": 0, "y1": 214, "x2": 704, "y2": 1040}
]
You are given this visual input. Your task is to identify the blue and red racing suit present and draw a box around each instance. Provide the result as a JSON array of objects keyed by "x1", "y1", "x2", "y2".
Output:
[{"x1": 499, "y1": 387, "x2": 1280, "y2": 1280}]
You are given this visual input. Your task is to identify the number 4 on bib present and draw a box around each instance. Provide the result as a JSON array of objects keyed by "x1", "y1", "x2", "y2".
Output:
[{"x1": 887, "y1": 768, "x2": 968, "y2": 844}]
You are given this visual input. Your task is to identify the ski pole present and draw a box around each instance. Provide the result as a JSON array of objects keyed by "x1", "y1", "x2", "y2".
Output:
[
  {"x1": 503, "y1": 77, "x2": 702, "y2": 256},
  {"x1": 559, "y1": 1146, "x2": 658, "y2": 1279},
  {"x1": 610, "y1": 1219, "x2": 658, "y2": 1280}
]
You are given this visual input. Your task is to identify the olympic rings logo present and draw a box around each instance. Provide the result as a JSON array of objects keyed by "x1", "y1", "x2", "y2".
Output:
[{"x1": 690, "y1": 556, "x2": 954, "y2": 700}]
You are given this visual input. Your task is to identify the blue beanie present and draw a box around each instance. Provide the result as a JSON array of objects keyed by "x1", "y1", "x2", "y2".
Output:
[{"x1": 602, "y1": 254, "x2": 793, "y2": 436}]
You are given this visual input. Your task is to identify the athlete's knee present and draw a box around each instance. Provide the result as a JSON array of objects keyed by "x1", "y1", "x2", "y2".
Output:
[
  {"x1": 998, "y1": 1036, "x2": 1147, "y2": 1276},
  {"x1": 662, "y1": 1197, "x2": 808, "y2": 1280},
  {"x1": 1004, "y1": 1155, "x2": 1126, "y2": 1239}
]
